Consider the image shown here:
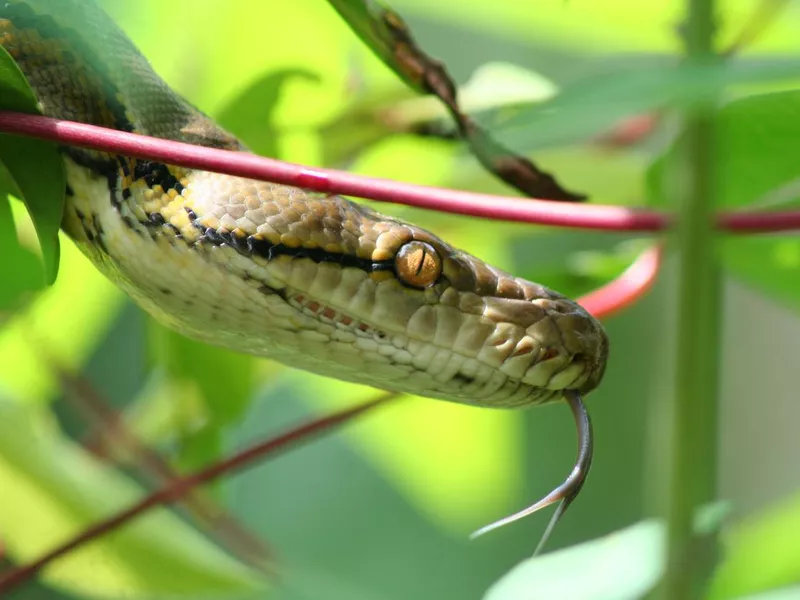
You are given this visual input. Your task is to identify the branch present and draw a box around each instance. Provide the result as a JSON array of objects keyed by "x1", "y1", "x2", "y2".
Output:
[
  {"x1": 51, "y1": 361, "x2": 273, "y2": 568},
  {"x1": 0, "y1": 393, "x2": 395, "y2": 595},
  {"x1": 2, "y1": 111, "x2": 800, "y2": 233},
  {"x1": 578, "y1": 245, "x2": 661, "y2": 319}
]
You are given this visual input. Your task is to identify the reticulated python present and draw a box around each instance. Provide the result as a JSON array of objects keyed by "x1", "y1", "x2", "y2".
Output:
[{"x1": 0, "y1": 0, "x2": 608, "y2": 540}]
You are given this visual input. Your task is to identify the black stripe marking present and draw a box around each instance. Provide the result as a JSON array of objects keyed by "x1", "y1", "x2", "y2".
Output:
[
  {"x1": 133, "y1": 161, "x2": 184, "y2": 194},
  {"x1": 190, "y1": 221, "x2": 394, "y2": 273}
]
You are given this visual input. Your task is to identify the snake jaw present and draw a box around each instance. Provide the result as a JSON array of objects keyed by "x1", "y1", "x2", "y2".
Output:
[
  {"x1": 286, "y1": 290, "x2": 387, "y2": 341},
  {"x1": 277, "y1": 270, "x2": 606, "y2": 409}
]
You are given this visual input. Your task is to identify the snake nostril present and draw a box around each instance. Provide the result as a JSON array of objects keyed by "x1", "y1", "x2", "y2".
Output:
[
  {"x1": 540, "y1": 347, "x2": 559, "y2": 361},
  {"x1": 453, "y1": 373, "x2": 475, "y2": 385}
]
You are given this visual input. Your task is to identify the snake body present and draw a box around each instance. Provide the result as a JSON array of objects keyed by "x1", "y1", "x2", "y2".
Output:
[{"x1": 0, "y1": 0, "x2": 608, "y2": 408}]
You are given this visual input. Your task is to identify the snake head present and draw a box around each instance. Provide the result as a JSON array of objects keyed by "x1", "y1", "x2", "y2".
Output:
[{"x1": 383, "y1": 228, "x2": 610, "y2": 408}]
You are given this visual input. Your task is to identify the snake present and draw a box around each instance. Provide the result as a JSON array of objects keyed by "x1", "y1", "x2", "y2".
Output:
[{"x1": 0, "y1": 0, "x2": 608, "y2": 538}]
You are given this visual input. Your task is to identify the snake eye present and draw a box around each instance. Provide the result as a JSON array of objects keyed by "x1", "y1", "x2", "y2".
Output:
[{"x1": 394, "y1": 241, "x2": 442, "y2": 289}]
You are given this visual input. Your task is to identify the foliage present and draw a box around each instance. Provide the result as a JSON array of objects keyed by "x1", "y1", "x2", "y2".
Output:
[
  {"x1": 1, "y1": 0, "x2": 800, "y2": 599},
  {"x1": 0, "y1": 44, "x2": 63, "y2": 300}
]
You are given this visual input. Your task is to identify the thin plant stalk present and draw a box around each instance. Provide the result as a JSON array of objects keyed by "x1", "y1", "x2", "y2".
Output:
[{"x1": 661, "y1": 0, "x2": 722, "y2": 597}]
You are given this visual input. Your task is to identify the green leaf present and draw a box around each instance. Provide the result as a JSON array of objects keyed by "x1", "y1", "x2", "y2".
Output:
[
  {"x1": 148, "y1": 323, "x2": 259, "y2": 472},
  {"x1": 0, "y1": 45, "x2": 66, "y2": 284},
  {"x1": 648, "y1": 91, "x2": 800, "y2": 313},
  {"x1": 456, "y1": 63, "x2": 558, "y2": 114},
  {"x1": 484, "y1": 520, "x2": 663, "y2": 600},
  {"x1": 0, "y1": 167, "x2": 42, "y2": 317},
  {"x1": 649, "y1": 91, "x2": 800, "y2": 210},
  {"x1": 0, "y1": 394, "x2": 268, "y2": 598},
  {"x1": 151, "y1": 325, "x2": 258, "y2": 427},
  {"x1": 327, "y1": 2, "x2": 559, "y2": 105},
  {"x1": 735, "y1": 586, "x2": 800, "y2": 600},
  {"x1": 709, "y1": 491, "x2": 800, "y2": 600},
  {"x1": 722, "y1": 236, "x2": 800, "y2": 313},
  {"x1": 216, "y1": 68, "x2": 320, "y2": 158},
  {"x1": 492, "y1": 61, "x2": 800, "y2": 152},
  {"x1": 704, "y1": 92, "x2": 800, "y2": 210},
  {"x1": 483, "y1": 505, "x2": 729, "y2": 600},
  {"x1": 0, "y1": 230, "x2": 124, "y2": 406}
]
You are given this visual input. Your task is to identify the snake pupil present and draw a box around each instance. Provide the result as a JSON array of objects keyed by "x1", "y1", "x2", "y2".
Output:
[{"x1": 415, "y1": 250, "x2": 427, "y2": 276}]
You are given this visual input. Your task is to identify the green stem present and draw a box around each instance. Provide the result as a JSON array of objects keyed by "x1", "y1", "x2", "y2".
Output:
[{"x1": 662, "y1": 0, "x2": 721, "y2": 597}]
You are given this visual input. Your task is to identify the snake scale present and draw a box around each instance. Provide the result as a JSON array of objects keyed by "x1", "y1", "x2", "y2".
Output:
[{"x1": 1, "y1": 0, "x2": 608, "y2": 536}]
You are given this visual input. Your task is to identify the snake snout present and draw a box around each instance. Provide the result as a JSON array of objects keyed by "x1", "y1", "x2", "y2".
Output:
[
  {"x1": 503, "y1": 296, "x2": 608, "y2": 403},
  {"x1": 538, "y1": 303, "x2": 609, "y2": 397},
  {"x1": 476, "y1": 291, "x2": 608, "y2": 406}
]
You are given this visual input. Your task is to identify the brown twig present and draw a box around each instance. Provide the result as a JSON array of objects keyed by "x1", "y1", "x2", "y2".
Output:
[
  {"x1": 0, "y1": 393, "x2": 396, "y2": 595},
  {"x1": 51, "y1": 362, "x2": 273, "y2": 568},
  {"x1": 376, "y1": 10, "x2": 585, "y2": 201},
  {"x1": 326, "y1": 1, "x2": 584, "y2": 201}
]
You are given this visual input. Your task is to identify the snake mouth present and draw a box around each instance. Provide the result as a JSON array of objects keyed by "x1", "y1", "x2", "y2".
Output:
[
  {"x1": 281, "y1": 288, "x2": 595, "y2": 407},
  {"x1": 285, "y1": 290, "x2": 386, "y2": 339}
]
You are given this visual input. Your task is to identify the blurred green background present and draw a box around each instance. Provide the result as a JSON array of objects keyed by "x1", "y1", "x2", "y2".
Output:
[{"x1": 2, "y1": 1, "x2": 800, "y2": 598}]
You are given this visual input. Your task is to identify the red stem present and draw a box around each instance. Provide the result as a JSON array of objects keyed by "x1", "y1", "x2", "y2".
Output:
[
  {"x1": 578, "y1": 245, "x2": 662, "y2": 319},
  {"x1": 1, "y1": 111, "x2": 799, "y2": 233}
]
